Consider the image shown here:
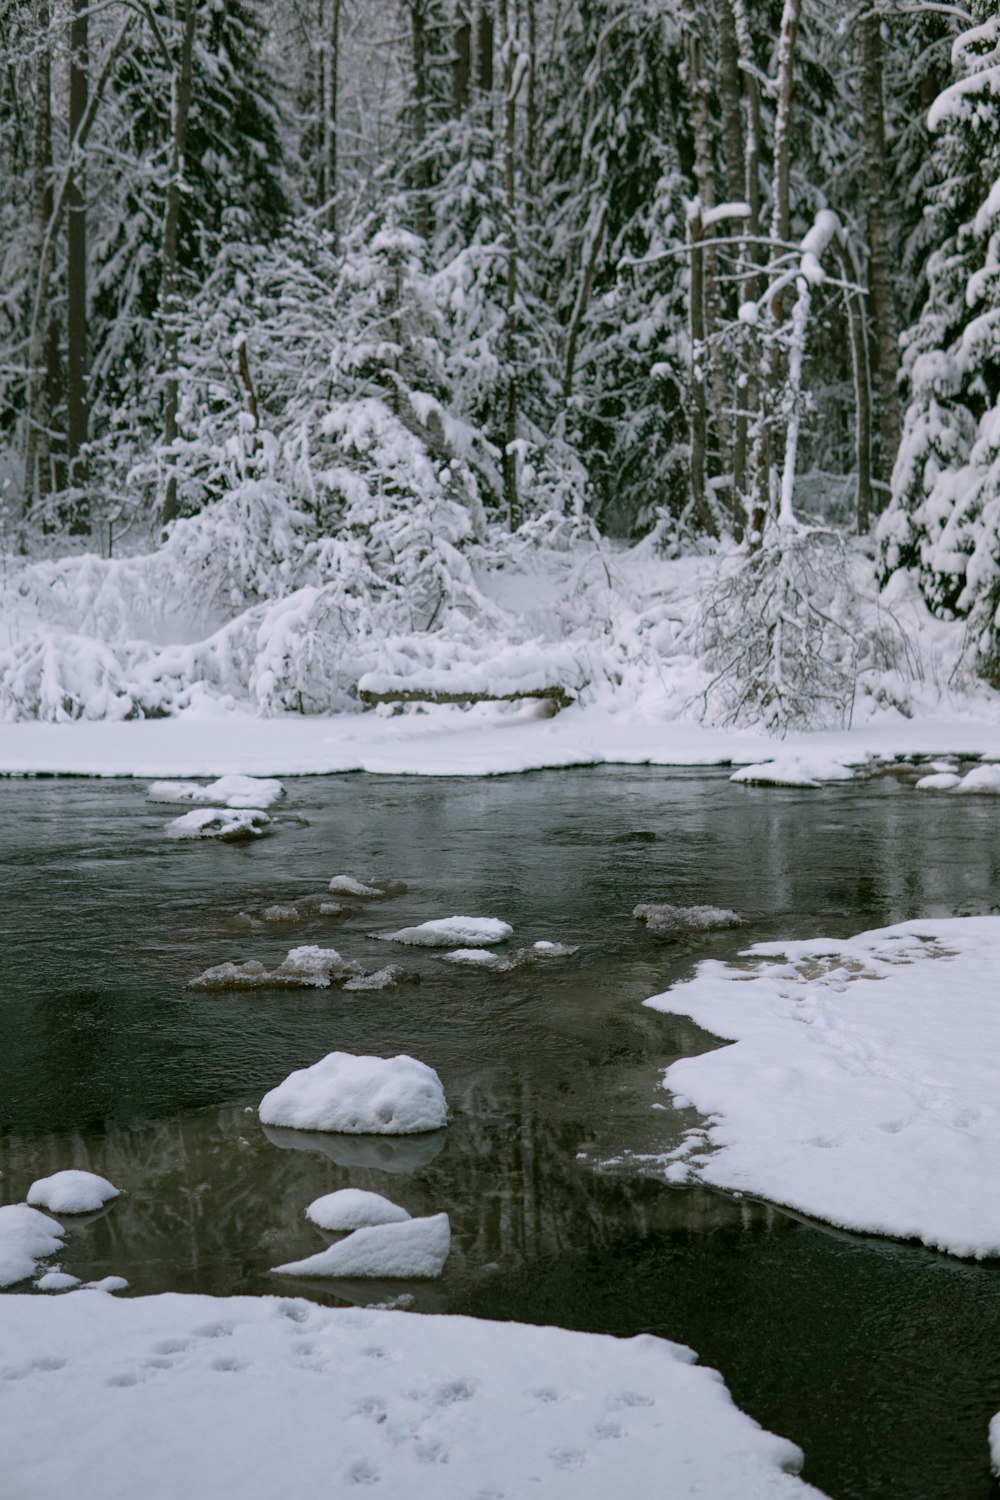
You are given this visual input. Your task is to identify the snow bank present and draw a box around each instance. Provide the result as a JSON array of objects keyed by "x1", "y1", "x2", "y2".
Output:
[
  {"x1": 26, "y1": 1170, "x2": 120, "y2": 1215},
  {"x1": 259, "y1": 1051, "x2": 448, "y2": 1134},
  {"x1": 357, "y1": 640, "x2": 586, "y2": 699},
  {"x1": 166, "y1": 808, "x2": 270, "y2": 840},
  {"x1": 645, "y1": 916, "x2": 1000, "y2": 1257},
  {"x1": 305, "y1": 1189, "x2": 411, "y2": 1231},
  {"x1": 274, "y1": 1214, "x2": 451, "y2": 1279},
  {"x1": 730, "y1": 753, "x2": 855, "y2": 787},
  {"x1": 148, "y1": 775, "x2": 284, "y2": 808},
  {"x1": 377, "y1": 916, "x2": 513, "y2": 947},
  {"x1": 0, "y1": 1204, "x2": 64, "y2": 1287},
  {"x1": 634, "y1": 904, "x2": 743, "y2": 935},
  {"x1": 0, "y1": 1292, "x2": 821, "y2": 1499}
]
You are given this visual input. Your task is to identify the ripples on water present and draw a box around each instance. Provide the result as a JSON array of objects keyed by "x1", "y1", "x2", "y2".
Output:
[{"x1": 3, "y1": 767, "x2": 1000, "y2": 1500}]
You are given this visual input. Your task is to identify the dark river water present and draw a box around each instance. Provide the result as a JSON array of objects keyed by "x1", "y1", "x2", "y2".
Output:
[{"x1": 2, "y1": 765, "x2": 1000, "y2": 1500}]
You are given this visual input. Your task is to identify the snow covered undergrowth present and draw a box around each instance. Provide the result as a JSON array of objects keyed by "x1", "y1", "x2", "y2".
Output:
[
  {"x1": 4, "y1": 509, "x2": 1000, "y2": 764},
  {"x1": 0, "y1": 1292, "x2": 823, "y2": 1499},
  {"x1": 645, "y1": 916, "x2": 1000, "y2": 1258}
]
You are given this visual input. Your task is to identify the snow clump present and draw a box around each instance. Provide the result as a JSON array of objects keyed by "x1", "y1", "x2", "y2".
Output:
[
  {"x1": 634, "y1": 904, "x2": 743, "y2": 935},
  {"x1": 306, "y1": 1189, "x2": 411, "y2": 1231},
  {"x1": 954, "y1": 764, "x2": 1000, "y2": 794},
  {"x1": 443, "y1": 947, "x2": 507, "y2": 968},
  {"x1": 259, "y1": 1051, "x2": 448, "y2": 1134},
  {"x1": 377, "y1": 916, "x2": 513, "y2": 947},
  {"x1": 166, "y1": 808, "x2": 270, "y2": 840},
  {"x1": 342, "y1": 965, "x2": 414, "y2": 991},
  {"x1": 188, "y1": 947, "x2": 360, "y2": 991},
  {"x1": 0, "y1": 1204, "x2": 65, "y2": 1287},
  {"x1": 273, "y1": 1214, "x2": 451, "y2": 1279},
  {"x1": 915, "y1": 772, "x2": 962, "y2": 790},
  {"x1": 27, "y1": 1170, "x2": 120, "y2": 1215},
  {"x1": 328, "y1": 874, "x2": 403, "y2": 898},
  {"x1": 730, "y1": 754, "x2": 855, "y2": 787},
  {"x1": 36, "y1": 1271, "x2": 82, "y2": 1291},
  {"x1": 148, "y1": 776, "x2": 285, "y2": 808}
]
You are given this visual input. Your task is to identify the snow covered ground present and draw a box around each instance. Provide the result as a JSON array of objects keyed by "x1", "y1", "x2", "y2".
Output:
[
  {"x1": 644, "y1": 916, "x2": 1000, "y2": 1258},
  {"x1": 0, "y1": 1291, "x2": 824, "y2": 1499}
]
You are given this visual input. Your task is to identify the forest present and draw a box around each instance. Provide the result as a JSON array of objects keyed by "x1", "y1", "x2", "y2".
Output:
[{"x1": 2, "y1": 0, "x2": 1000, "y2": 734}]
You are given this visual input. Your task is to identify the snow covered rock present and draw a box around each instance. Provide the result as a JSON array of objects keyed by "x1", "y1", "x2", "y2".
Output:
[
  {"x1": 149, "y1": 776, "x2": 285, "y2": 809},
  {"x1": 376, "y1": 916, "x2": 513, "y2": 947},
  {"x1": 271, "y1": 946, "x2": 361, "y2": 987},
  {"x1": 27, "y1": 1170, "x2": 120, "y2": 1215},
  {"x1": 273, "y1": 1214, "x2": 451, "y2": 1279},
  {"x1": 914, "y1": 772, "x2": 962, "y2": 790},
  {"x1": 954, "y1": 764, "x2": 1000, "y2": 794},
  {"x1": 188, "y1": 960, "x2": 271, "y2": 992},
  {"x1": 531, "y1": 940, "x2": 579, "y2": 957},
  {"x1": 442, "y1": 947, "x2": 507, "y2": 968},
  {"x1": 0, "y1": 1293, "x2": 821, "y2": 1499},
  {"x1": 645, "y1": 915, "x2": 1000, "y2": 1258},
  {"x1": 730, "y1": 753, "x2": 855, "y2": 787},
  {"x1": 342, "y1": 965, "x2": 414, "y2": 991},
  {"x1": 634, "y1": 904, "x2": 743, "y2": 935},
  {"x1": 0, "y1": 1204, "x2": 65, "y2": 1287},
  {"x1": 259, "y1": 1051, "x2": 448, "y2": 1134},
  {"x1": 328, "y1": 874, "x2": 404, "y2": 898},
  {"x1": 166, "y1": 808, "x2": 270, "y2": 840},
  {"x1": 306, "y1": 1189, "x2": 411, "y2": 1232},
  {"x1": 262, "y1": 904, "x2": 299, "y2": 923},
  {"x1": 36, "y1": 1271, "x2": 81, "y2": 1291}
]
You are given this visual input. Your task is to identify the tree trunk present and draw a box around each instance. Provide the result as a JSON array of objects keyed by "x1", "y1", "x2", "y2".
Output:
[
  {"x1": 475, "y1": 3, "x2": 493, "y2": 95},
  {"x1": 322, "y1": 0, "x2": 340, "y2": 242},
  {"x1": 859, "y1": 7, "x2": 899, "y2": 496},
  {"x1": 498, "y1": 0, "x2": 519, "y2": 528},
  {"x1": 731, "y1": 0, "x2": 761, "y2": 534},
  {"x1": 410, "y1": 0, "x2": 430, "y2": 239},
  {"x1": 67, "y1": 0, "x2": 89, "y2": 529},
  {"x1": 770, "y1": 0, "x2": 801, "y2": 255},
  {"x1": 23, "y1": 0, "x2": 53, "y2": 516},
  {"x1": 718, "y1": 0, "x2": 743, "y2": 205},
  {"x1": 687, "y1": 207, "x2": 717, "y2": 538},
  {"x1": 834, "y1": 237, "x2": 873, "y2": 535},
  {"x1": 160, "y1": 0, "x2": 197, "y2": 530},
  {"x1": 453, "y1": 3, "x2": 471, "y2": 115}
]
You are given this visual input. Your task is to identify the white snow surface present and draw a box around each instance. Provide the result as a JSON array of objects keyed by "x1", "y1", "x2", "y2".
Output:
[
  {"x1": 26, "y1": 1170, "x2": 120, "y2": 1214},
  {"x1": 644, "y1": 916, "x2": 1000, "y2": 1257},
  {"x1": 730, "y1": 753, "x2": 855, "y2": 787},
  {"x1": 377, "y1": 916, "x2": 513, "y2": 947},
  {"x1": 259, "y1": 1051, "x2": 448, "y2": 1134},
  {"x1": 305, "y1": 1189, "x2": 411, "y2": 1231},
  {"x1": 165, "y1": 807, "x2": 270, "y2": 840},
  {"x1": 274, "y1": 1214, "x2": 451, "y2": 1279},
  {"x1": 0, "y1": 1204, "x2": 65, "y2": 1287},
  {"x1": 148, "y1": 775, "x2": 284, "y2": 808},
  {"x1": 0, "y1": 1292, "x2": 822, "y2": 1499}
]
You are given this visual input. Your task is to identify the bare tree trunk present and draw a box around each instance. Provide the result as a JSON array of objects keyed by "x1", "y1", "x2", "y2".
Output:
[
  {"x1": 718, "y1": 0, "x2": 743, "y2": 205},
  {"x1": 859, "y1": 7, "x2": 899, "y2": 496},
  {"x1": 687, "y1": 206, "x2": 712, "y2": 537},
  {"x1": 770, "y1": 0, "x2": 801, "y2": 257},
  {"x1": 475, "y1": 4, "x2": 493, "y2": 95},
  {"x1": 322, "y1": 0, "x2": 340, "y2": 242},
  {"x1": 453, "y1": 3, "x2": 471, "y2": 116},
  {"x1": 409, "y1": 0, "x2": 430, "y2": 239},
  {"x1": 731, "y1": 0, "x2": 760, "y2": 535},
  {"x1": 834, "y1": 237, "x2": 873, "y2": 534},
  {"x1": 498, "y1": 0, "x2": 519, "y2": 528},
  {"x1": 563, "y1": 199, "x2": 607, "y2": 399},
  {"x1": 23, "y1": 0, "x2": 52, "y2": 516},
  {"x1": 160, "y1": 0, "x2": 197, "y2": 530},
  {"x1": 66, "y1": 0, "x2": 89, "y2": 529}
]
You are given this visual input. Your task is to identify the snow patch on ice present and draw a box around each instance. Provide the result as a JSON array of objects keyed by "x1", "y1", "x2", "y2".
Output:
[
  {"x1": 376, "y1": 916, "x2": 513, "y2": 947},
  {"x1": 259, "y1": 1051, "x2": 448, "y2": 1134},
  {"x1": 644, "y1": 915, "x2": 1000, "y2": 1257},
  {"x1": 306, "y1": 1189, "x2": 411, "y2": 1231},
  {"x1": 27, "y1": 1170, "x2": 120, "y2": 1215},
  {"x1": 634, "y1": 904, "x2": 743, "y2": 935}
]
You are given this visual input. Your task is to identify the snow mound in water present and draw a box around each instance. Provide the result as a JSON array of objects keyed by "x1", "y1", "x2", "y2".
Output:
[
  {"x1": 273, "y1": 1213, "x2": 451, "y2": 1279},
  {"x1": 306, "y1": 1189, "x2": 411, "y2": 1232},
  {"x1": 0, "y1": 1292, "x2": 820, "y2": 1498},
  {"x1": 166, "y1": 807, "x2": 270, "y2": 840},
  {"x1": 36, "y1": 1271, "x2": 81, "y2": 1291},
  {"x1": 27, "y1": 1170, "x2": 120, "y2": 1214},
  {"x1": 328, "y1": 874, "x2": 404, "y2": 898},
  {"x1": 262, "y1": 904, "x2": 299, "y2": 923},
  {"x1": 443, "y1": 947, "x2": 507, "y2": 968},
  {"x1": 377, "y1": 916, "x2": 512, "y2": 947},
  {"x1": 531, "y1": 940, "x2": 579, "y2": 957},
  {"x1": 644, "y1": 915, "x2": 1000, "y2": 1258},
  {"x1": 954, "y1": 764, "x2": 1000, "y2": 794},
  {"x1": 730, "y1": 754, "x2": 854, "y2": 787},
  {"x1": 149, "y1": 775, "x2": 284, "y2": 808},
  {"x1": 915, "y1": 772, "x2": 962, "y2": 790},
  {"x1": 0, "y1": 1204, "x2": 65, "y2": 1287},
  {"x1": 342, "y1": 965, "x2": 414, "y2": 991},
  {"x1": 634, "y1": 904, "x2": 742, "y2": 935},
  {"x1": 188, "y1": 959, "x2": 271, "y2": 992},
  {"x1": 189, "y1": 948, "x2": 359, "y2": 992},
  {"x1": 259, "y1": 1051, "x2": 448, "y2": 1134}
]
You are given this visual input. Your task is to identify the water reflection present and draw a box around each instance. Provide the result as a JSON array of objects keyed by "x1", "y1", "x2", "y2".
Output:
[{"x1": 260, "y1": 1122, "x2": 448, "y2": 1173}]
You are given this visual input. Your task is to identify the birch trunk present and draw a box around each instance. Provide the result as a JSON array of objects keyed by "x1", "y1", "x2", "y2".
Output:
[
  {"x1": 160, "y1": 0, "x2": 197, "y2": 530},
  {"x1": 66, "y1": 0, "x2": 89, "y2": 527},
  {"x1": 859, "y1": 8, "x2": 899, "y2": 494},
  {"x1": 23, "y1": 0, "x2": 52, "y2": 514}
]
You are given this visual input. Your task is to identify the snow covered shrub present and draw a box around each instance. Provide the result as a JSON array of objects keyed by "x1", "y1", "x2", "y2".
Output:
[{"x1": 698, "y1": 533, "x2": 862, "y2": 733}]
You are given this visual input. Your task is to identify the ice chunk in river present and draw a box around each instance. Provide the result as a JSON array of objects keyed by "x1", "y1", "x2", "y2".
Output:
[
  {"x1": 273, "y1": 1214, "x2": 451, "y2": 1279},
  {"x1": 342, "y1": 965, "x2": 414, "y2": 991},
  {"x1": 166, "y1": 807, "x2": 270, "y2": 841},
  {"x1": 376, "y1": 916, "x2": 512, "y2": 947},
  {"x1": 0, "y1": 1204, "x2": 64, "y2": 1287},
  {"x1": 188, "y1": 959, "x2": 271, "y2": 992},
  {"x1": 306, "y1": 1188, "x2": 411, "y2": 1231},
  {"x1": 148, "y1": 775, "x2": 285, "y2": 809},
  {"x1": 259, "y1": 1051, "x2": 448, "y2": 1134},
  {"x1": 27, "y1": 1170, "x2": 120, "y2": 1215},
  {"x1": 634, "y1": 903, "x2": 742, "y2": 935}
]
